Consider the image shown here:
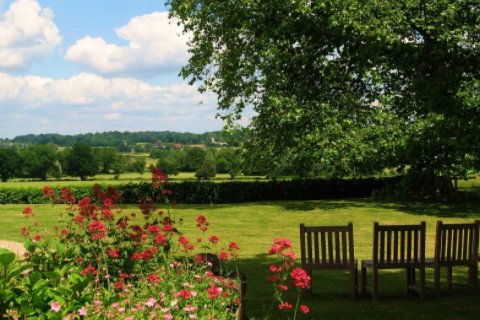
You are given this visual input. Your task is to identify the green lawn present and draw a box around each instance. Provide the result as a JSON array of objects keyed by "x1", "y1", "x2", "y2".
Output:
[
  {"x1": 2, "y1": 172, "x2": 268, "y2": 187},
  {"x1": 1, "y1": 196, "x2": 480, "y2": 319}
]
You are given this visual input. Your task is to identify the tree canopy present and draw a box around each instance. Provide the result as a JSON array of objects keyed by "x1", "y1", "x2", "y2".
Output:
[
  {"x1": 20, "y1": 145, "x2": 57, "y2": 181},
  {"x1": 65, "y1": 143, "x2": 98, "y2": 180},
  {"x1": 0, "y1": 148, "x2": 21, "y2": 182},
  {"x1": 168, "y1": 0, "x2": 480, "y2": 192}
]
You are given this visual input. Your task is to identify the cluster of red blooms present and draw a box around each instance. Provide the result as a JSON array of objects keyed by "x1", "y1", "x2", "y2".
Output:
[
  {"x1": 80, "y1": 265, "x2": 97, "y2": 276},
  {"x1": 173, "y1": 289, "x2": 192, "y2": 300},
  {"x1": 92, "y1": 184, "x2": 124, "y2": 204},
  {"x1": 42, "y1": 186, "x2": 59, "y2": 201},
  {"x1": 267, "y1": 237, "x2": 310, "y2": 315},
  {"x1": 107, "y1": 248, "x2": 120, "y2": 258},
  {"x1": 151, "y1": 167, "x2": 168, "y2": 189},
  {"x1": 60, "y1": 187, "x2": 76, "y2": 205},
  {"x1": 131, "y1": 247, "x2": 158, "y2": 260},
  {"x1": 196, "y1": 215, "x2": 209, "y2": 232},
  {"x1": 178, "y1": 236, "x2": 195, "y2": 253},
  {"x1": 88, "y1": 220, "x2": 107, "y2": 241},
  {"x1": 22, "y1": 207, "x2": 35, "y2": 219},
  {"x1": 228, "y1": 241, "x2": 240, "y2": 258}
]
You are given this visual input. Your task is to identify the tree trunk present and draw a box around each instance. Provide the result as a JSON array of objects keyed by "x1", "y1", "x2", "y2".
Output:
[{"x1": 418, "y1": 169, "x2": 455, "y2": 195}]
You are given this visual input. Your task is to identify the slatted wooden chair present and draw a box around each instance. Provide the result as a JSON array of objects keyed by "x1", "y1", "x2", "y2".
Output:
[
  {"x1": 426, "y1": 220, "x2": 479, "y2": 298},
  {"x1": 361, "y1": 221, "x2": 426, "y2": 301},
  {"x1": 300, "y1": 222, "x2": 357, "y2": 301}
]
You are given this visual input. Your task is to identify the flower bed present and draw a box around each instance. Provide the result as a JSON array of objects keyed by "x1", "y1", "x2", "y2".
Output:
[{"x1": 0, "y1": 169, "x2": 309, "y2": 320}]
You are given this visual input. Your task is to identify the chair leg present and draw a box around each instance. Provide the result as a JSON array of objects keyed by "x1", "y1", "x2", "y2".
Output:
[
  {"x1": 372, "y1": 268, "x2": 379, "y2": 302},
  {"x1": 419, "y1": 267, "x2": 425, "y2": 302},
  {"x1": 446, "y1": 266, "x2": 452, "y2": 291},
  {"x1": 406, "y1": 268, "x2": 415, "y2": 295},
  {"x1": 350, "y1": 267, "x2": 357, "y2": 301},
  {"x1": 470, "y1": 265, "x2": 478, "y2": 294},
  {"x1": 361, "y1": 266, "x2": 367, "y2": 296},
  {"x1": 434, "y1": 267, "x2": 441, "y2": 299}
]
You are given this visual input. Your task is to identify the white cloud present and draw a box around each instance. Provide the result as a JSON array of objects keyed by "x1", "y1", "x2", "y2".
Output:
[
  {"x1": 0, "y1": 0, "x2": 61, "y2": 71},
  {"x1": 64, "y1": 11, "x2": 190, "y2": 78},
  {"x1": 0, "y1": 72, "x2": 224, "y2": 138}
]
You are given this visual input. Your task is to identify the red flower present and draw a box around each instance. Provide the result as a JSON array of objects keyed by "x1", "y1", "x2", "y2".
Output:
[
  {"x1": 269, "y1": 238, "x2": 292, "y2": 255},
  {"x1": 228, "y1": 242, "x2": 240, "y2": 251},
  {"x1": 174, "y1": 289, "x2": 191, "y2": 300},
  {"x1": 278, "y1": 302, "x2": 293, "y2": 310},
  {"x1": 107, "y1": 248, "x2": 120, "y2": 258},
  {"x1": 269, "y1": 264, "x2": 283, "y2": 273},
  {"x1": 114, "y1": 280, "x2": 124, "y2": 290},
  {"x1": 179, "y1": 236, "x2": 189, "y2": 245},
  {"x1": 290, "y1": 268, "x2": 311, "y2": 289},
  {"x1": 80, "y1": 265, "x2": 97, "y2": 276},
  {"x1": 207, "y1": 284, "x2": 222, "y2": 299},
  {"x1": 208, "y1": 235, "x2": 219, "y2": 244},
  {"x1": 267, "y1": 275, "x2": 280, "y2": 282},
  {"x1": 219, "y1": 252, "x2": 230, "y2": 261},
  {"x1": 147, "y1": 274, "x2": 162, "y2": 283},
  {"x1": 276, "y1": 284, "x2": 288, "y2": 291},
  {"x1": 300, "y1": 305, "x2": 309, "y2": 314}
]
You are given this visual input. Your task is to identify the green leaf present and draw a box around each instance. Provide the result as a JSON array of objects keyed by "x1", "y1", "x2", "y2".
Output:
[{"x1": 0, "y1": 252, "x2": 15, "y2": 268}]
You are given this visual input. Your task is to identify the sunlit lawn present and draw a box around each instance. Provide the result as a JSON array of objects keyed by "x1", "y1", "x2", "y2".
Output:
[
  {"x1": 3, "y1": 172, "x2": 268, "y2": 188},
  {"x1": 1, "y1": 196, "x2": 480, "y2": 319}
]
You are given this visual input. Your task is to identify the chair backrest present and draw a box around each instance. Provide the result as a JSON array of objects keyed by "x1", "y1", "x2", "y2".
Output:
[
  {"x1": 300, "y1": 223, "x2": 354, "y2": 270},
  {"x1": 434, "y1": 220, "x2": 480, "y2": 266},
  {"x1": 372, "y1": 221, "x2": 426, "y2": 267}
]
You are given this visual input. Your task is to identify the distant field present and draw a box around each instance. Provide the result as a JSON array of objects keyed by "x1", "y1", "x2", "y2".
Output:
[{"x1": 3, "y1": 172, "x2": 268, "y2": 188}]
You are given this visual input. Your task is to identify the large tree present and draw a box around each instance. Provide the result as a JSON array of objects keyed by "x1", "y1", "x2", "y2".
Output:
[
  {"x1": 0, "y1": 149, "x2": 21, "y2": 182},
  {"x1": 65, "y1": 143, "x2": 98, "y2": 180},
  {"x1": 168, "y1": 0, "x2": 480, "y2": 193},
  {"x1": 20, "y1": 145, "x2": 57, "y2": 181}
]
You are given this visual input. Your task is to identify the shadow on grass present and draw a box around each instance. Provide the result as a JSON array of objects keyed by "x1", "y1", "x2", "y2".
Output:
[
  {"x1": 238, "y1": 253, "x2": 480, "y2": 320},
  {"x1": 182, "y1": 193, "x2": 480, "y2": 219}
]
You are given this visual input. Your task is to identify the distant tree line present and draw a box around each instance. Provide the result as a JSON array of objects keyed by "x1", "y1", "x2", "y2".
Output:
[
  {"x1": 0, "y1": 143, "x2": 147, "y2": 182},
  {"x1": 0, "y1": 131, "x2": 235, "y2": 150}
]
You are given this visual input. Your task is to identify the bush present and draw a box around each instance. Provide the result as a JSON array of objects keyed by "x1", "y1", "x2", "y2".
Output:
[{"x1": 0, "y1": 177, "x2": 402, "y2": 204}]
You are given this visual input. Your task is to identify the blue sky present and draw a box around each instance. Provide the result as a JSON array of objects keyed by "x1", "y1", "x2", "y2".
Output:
[{"x1": 0, "y1": 0, "x2": 245, "y2": 139}]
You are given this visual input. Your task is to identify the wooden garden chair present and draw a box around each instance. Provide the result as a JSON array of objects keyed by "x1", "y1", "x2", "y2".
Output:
[
  {"x1": 425, "y1": 220, "x2": 479, "y2": 298},
  {"x1": 300, "y1": 222, "x2": 357, "y2": 301},
  {"x1": 361, "y1": 221, "x2": 426, "y2": 301}
]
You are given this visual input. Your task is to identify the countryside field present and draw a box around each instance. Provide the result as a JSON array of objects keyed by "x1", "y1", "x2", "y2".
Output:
[{"x1": 2, "y1": 196, "x2": 480, "y2": 319}]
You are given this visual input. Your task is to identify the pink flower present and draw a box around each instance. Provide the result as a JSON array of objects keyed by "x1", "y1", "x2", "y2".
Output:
[
  {"x1": 164, "y1": 314, "x2": 173, "y2": 320},
  {"x1": 51, "y1": 301, "x2": 61, "y2": 312},
  {"x1": 78, "y1": 307, "x2": 87, "y2": 316},
  {"x1": 146, "y1": 298, "x2": 157, "y2": 307}
]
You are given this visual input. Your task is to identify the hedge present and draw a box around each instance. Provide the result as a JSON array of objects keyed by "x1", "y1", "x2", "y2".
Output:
[{"x1": 0, "y1": 177, "x2": 401, "y2": 205}]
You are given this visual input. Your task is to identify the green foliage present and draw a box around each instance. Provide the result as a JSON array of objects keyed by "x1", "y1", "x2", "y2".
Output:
[
  {"x1": 129, "y1": 158, "x2": 147, "y2": 176},
  {"x1": 20, "y1": 145, "x2": 57, "y2": 181},
  {"x1": 65, "y1": 143, "x2": 98, "y2": 180},
  {"x1": 10, "y1": 131, "x2": 230, "y2": 147},
  {"x1": 0, "y1": 149, "x2": 21, "y2": 182},
  {"x1": 183, "y1": 147, "x2": 207, "y2": 171},
  {"x1": 156, "y1": 157, "x2": 179, "y2": 177},
  {"x1": 195, "y1": 161, "x2": 217, "y2": 180},
  {"x1": 168, "y1": 0, "x2": 480, "y2": 194},
  {"x1": 93, "y1": 146, "x2": 122, "y2": 173},
  {"x1": 0, "y1": 177, "x2": 402, "y2": 204}
]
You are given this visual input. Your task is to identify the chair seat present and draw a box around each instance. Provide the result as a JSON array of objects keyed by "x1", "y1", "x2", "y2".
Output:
[
  {"x1": 305, "y1": 259, "x2": 357, "y2": 270},
  {"x1": 362, "y1": 259, "x2": 424, "y2": 269}
]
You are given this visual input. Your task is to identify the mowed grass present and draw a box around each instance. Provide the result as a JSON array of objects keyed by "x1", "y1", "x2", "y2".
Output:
[
  {"x1": 3, "y1": 172, "x2": 268, "y2": 188},
  {"x1": 1, "y1": 197, "x2": 480, "y2": 319}
]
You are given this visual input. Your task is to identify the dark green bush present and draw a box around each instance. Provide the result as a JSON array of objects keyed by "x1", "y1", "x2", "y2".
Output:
[{"x1": 0, "y1": 177, "x2": 402, "y2": 204}]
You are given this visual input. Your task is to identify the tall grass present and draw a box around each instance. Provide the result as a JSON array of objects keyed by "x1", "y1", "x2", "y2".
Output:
[{"x1": 1, "y1": 197, "x2": 480, "y2": 319}]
